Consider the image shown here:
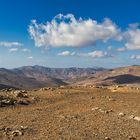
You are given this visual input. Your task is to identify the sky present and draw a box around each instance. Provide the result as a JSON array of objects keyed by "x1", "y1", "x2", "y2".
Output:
[{"x1": 0, "y1": 0, "x2": 140, "y2": 68}]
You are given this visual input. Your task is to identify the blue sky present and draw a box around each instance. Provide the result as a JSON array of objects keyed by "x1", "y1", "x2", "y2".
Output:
[{"x1": 0, "y1": 0, "x2": 140, "y2": 68}]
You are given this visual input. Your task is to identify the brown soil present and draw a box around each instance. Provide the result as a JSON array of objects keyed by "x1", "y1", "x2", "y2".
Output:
[{"x1": 0, "y1": 86, "x2": 140, "y2": 140}]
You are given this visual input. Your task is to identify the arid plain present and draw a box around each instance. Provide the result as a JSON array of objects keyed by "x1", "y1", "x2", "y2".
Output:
[{"x1": 0, "y1": 85, "x2": 140, "y2": 140}]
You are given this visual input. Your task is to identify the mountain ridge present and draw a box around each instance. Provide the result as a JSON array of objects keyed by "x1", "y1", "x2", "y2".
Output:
[
  {"x1": 76, "y1": 65, "x2": 140, "y2": 86},
  {"x1": 0, "y1": 65, "x2": 140, "y2": 89},
  {"x1": 0, "y1": 65, "x2": 105, "y2": 89}
]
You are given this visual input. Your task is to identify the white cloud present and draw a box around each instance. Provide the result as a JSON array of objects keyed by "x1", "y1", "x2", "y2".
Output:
[
  {"x1": 22, "y1": 48, "x2": 31, "y2": 52},
  {"x1": 0, "y1": 41, "x2": 23, "y2": 47},
  {"x1": 58, "y1": 51, "x2": 75, "y2": 56},
  {"x1": 79, "y1": 50, "x2": 108, "y2": 58},
  {"x1": 27, "y1": 56, "x2": 33, "y2": 59},
  {"x1": 123, "y1": 29, "x2": 140, "y2": 50},
  {"x1": 115, "y1": 25, "x2": 140, "y2": 51},
  {"x1": 29, "y1": 14, "x2": 121, "y2": 48},
  {"x1": 9, "y1": 48, "x2": 19, "y2": 52},
  {"x1": 58, "y1": 50, "x2": 110, "y2": 58},
  {"x1": 130, "y1": 55, "x2": 140, "y2": 59}
]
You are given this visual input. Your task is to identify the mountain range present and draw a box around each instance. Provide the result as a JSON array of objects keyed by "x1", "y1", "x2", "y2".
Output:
[
  {"x1": 0, "y1": 65, "x2": 140, "y2": 89},
  {"x1": 76, "y1": 65, "x2": 140, "y2": 86},
  {"x1": 0, "y1": 66, "x2": 104, "y2": 89}
]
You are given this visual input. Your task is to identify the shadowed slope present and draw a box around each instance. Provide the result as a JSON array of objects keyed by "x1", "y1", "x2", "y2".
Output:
[{"x1": 104, "y1": 74, "x2": 140, "y2": 84}]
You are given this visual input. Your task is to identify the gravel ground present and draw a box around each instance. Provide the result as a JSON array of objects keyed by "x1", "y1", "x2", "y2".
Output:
[{"x1": 0, "y1": 86, "x2": 140, "y2": 140}]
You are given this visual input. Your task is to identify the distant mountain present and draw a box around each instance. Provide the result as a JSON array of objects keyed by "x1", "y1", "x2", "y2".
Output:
[
  {"x1": 14, "y1": 65, "x2": 104, "y2": 81},
  {"x1": 2, "y1": 65, "x2": 139, "y2": 89},
  {"x1": 76, "y1": 65, "x2": 140, "y2": 86},
  {"x1": 104, "y1": 74, "x2": 140, "y2": 84},
  {"x1": 0, "y1": 68, "x2": 48, "y2": 89},
  {"x1": 0, "y1": 84, "x2": 17, "y2": 90},
  {"x1": 0, "y1": 66, "x2": 104, "y2": 89},
  {"x1": 11, "y1": 66, "x2": 105, "y2": 85}
]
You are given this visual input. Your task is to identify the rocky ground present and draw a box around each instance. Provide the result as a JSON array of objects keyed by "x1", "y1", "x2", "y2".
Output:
[{"x1": 0, "y1": 86, "x2": 140, "y2": 140}]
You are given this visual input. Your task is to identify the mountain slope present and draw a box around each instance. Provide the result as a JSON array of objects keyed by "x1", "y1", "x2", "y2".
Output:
[
  {"x1": 14, "y1": 65, "x2": 103, "y2": 81},
  {"x1": 76, "y1": 66, "x2": 140, "y2": 86},
  {"x1": 0, "y1": 66, "x2": 104, "y2": 89},
  {"x1": 0, "y1": 67, "x2": 66, "y2": 89},
  {"x1": 0, "y1": 68, "x2": 45, "y2": 89},
  {"x1": 1, "y1": 65, "x2": 139, "y2": 89}
]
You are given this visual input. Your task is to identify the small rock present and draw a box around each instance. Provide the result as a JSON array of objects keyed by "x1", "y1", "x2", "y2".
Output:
[
  {"x1": 20, "y1": 126, "x2": 28, "y2": 130},
  {"x1": 91, "y1": 107, "x2": 113, "y2": 114},
  {"x1": 128, "y1": 136, "x2": 137, "y2": 140},
  {"x1": 105, "y1": 137, "x2": 111, "y2": 140},
  {"x1": 14, "y1": 90, "x2": 28, "y2": 98},
  {"x1": 12, "y1": 130, "x2": 23, "y2": 137},
  {"x1": 59, "y1": 115, "x2": 66, "y2": 119},
  {"x1": 50, "y1": 88, "x2": 55, "y2": 91},
  {"x1": 99, "y1": 109, "x2": 112, "y2": 114},
  {"x1": 0, "y1": 98, "x2": 15, "y2": 107},
  {"x1": 134, "y1": 116, "x2": 140, "y2": 122},
  {"x1": 108, "y1": 98, "x2": 116, "y2": 101},
  {"x1": 17, "y1": 100, "x2": 30, "y2": 105},
  {"x1": 60, "y1": 86, "x2": 65, "y2": 88},
  {"x1": 4, "y1": 127, "x2": 11, "y2": 132},
  {"x1": 39, "y1": 88, "x2": 47, "y2": 91},
  {"x1": 129, "y1": 115, "x2": 135, "y2": 119},
  {"x1": 21, "y1": 90, "x2": 27, "y2": 93},
  {"x1": 91, "y1": 97, "x2": 95, "y2": 99},
  {"x1": 91, "y1": 107, "x2": 99, "y2": 111},
  {"x1": 118, "y1": 112, "x2": 126, "y2": 117}
]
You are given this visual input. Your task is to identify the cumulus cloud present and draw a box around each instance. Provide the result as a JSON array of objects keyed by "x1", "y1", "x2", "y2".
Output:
[
  {"x1": 123, "y1": 28, "x2": 140, "y2": 50},
  {"x1": 8, "y1": 48, "x2": 19, "y2": 52},
  {"x1": 115, "y1": 25, "x2": 140, "y2": 51},
  {"x1": 58, "y1": 51, "x2": 75, "y2": 56},
  {"x1": 28, "y1": 13, "x2": 140, "y2": 56},
  {"x1": 29, "y1": 14, "x2": 121, "y2": 48},
  {"x1": 79, "y1": 50, "x2": 108, "y2": 58},
  {"x1": 0, "y1": 41, "x2": 23, "y2": 47},
  {"x1": 130, "y1": 55, "x2": 140, "y2": 59}
]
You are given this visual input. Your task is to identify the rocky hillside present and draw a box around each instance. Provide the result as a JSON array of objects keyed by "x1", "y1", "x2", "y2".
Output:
[
  {"x1": 0, "y1": 67, "x2": 65, "y2": 89},
  {"x1": 76, "y1": 65, "x2": 140, "y2": 86},
  {"x1": 0, "y1": 65, "x2": 140, "y2": 89},
  {"x1": 13, "y1": 65, "x2": 103, "y2": 81},
  {"x1": 0, "y1": 66, "x2": 104, "y2": 89}
]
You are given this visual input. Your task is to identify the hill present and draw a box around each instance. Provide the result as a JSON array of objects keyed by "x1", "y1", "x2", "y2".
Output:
[
  {"x1": 0, "y1": 65, "x2": 140, "y2": 89},
  {"x1": 0, "y1": 66, "x2": 103, "y2": 89},
  {"x1": 76, "y1": 65, "x2": 140, "y2": 86}
]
